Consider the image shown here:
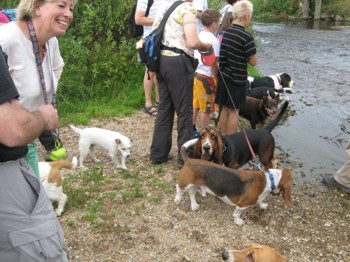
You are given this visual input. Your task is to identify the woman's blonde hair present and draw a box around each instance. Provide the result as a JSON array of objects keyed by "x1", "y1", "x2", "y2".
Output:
[
  {"x1": 232, "y1": 0, "x2": 253, "y2": 20},
  {"x1": 16, "y1": 0, "x2": 77, "y2": 20}
]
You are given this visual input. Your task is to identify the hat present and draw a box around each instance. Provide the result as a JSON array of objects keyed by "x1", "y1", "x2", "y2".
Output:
[{"x1": 199, "y1": 46, "x2": 216, "y2": 66}]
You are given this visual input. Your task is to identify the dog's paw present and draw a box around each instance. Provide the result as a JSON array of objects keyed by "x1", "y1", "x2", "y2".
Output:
[
  {"x1": 117, "y1": 165, "x2": 128, "y2": 170},
  {"x1": 191, "y1": 202, "x2": 200, "y2": 211},
  {"x1": 259, "y1": 202, "x2": 268, "y2": 210},
  {"x1": 174, "y1": 196, "x2": 182, "y2": 205},
  {"x1": 55, "y1": 209, "x2": 63, "y2": 217},
  {"x1": 234, "y1": 217, "x2": 245, "y2": 226}
]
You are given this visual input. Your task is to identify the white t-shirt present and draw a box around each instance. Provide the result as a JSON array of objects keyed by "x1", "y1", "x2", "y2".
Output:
[
  {"x1": 219, "y1": 4, "x2": 233, "y2": 23},
  {"x1": 0, "y1": 22, "x2": 64, "y2": 112},
  {"x1": 136, "y1": 0, "x2": 166, "y2": 37},
  {"x1": 192, "y1": 0, "x2": 208, "y2": 32},
  {"x1": 194, "y1": 31, "x2": 220, "y2": 77}
]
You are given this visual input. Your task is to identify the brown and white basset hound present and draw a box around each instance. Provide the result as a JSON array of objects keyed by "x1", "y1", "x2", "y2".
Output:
[
  {"x1": 174, "y1": 147, "x2": 293, "y2": 226},
  {"x1": 183, "y1": 101, "x2": 289, "y2": 170},
  {"x1": 222, "y1": 244, "x2": 287, "y2": 262}
]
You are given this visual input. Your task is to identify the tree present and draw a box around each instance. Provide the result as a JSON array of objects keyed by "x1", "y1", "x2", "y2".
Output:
[{"x1": 314, "y1": 0, "x2": 322, "y2": 20}]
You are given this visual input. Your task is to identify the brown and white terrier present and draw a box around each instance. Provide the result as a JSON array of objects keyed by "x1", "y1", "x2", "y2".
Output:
[
  {"x1": 39, "y1": 157, "x2": 77, "y2": 216},
  {"x1": 174, "y1": 147, "x2": 292, "y2": 226},
  {"x1": 222, "y1": 244, "x2": 287, "y2": 262}
]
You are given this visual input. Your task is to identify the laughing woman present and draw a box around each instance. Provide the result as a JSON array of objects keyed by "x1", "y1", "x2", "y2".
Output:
[{"x1": 0, "y1": 0, "x2": 77, "y2": 179}]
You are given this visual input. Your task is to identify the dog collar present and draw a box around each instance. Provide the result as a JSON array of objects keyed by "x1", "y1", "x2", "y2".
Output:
[
  {"x1": 223, "y1": 143, "x2": 227, "y2": 153},
  {"x1": 276, "y1": 75, "x2": 281, "y2": 84},
  {"x1": 267, "y1": 171, "x2": 276, "y2": 190}
]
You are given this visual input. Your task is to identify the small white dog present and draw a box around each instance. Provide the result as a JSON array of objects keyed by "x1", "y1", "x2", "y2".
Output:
[
  {"x1": 70, "y1": 125, "x2": 132, "y2": 170},
  {"x1": 39, "y1": 157, "x2": 78, "y2": 216}
]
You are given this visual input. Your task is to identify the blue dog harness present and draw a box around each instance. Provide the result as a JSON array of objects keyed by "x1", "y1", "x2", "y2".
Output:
[{"x1": 267, "y1": 171, "x2": 276, "y2": 190}]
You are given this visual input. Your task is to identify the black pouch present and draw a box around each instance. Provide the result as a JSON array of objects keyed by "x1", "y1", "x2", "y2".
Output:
[{"x1": 38, "y1": 131, "x2": 63, "y2": 152}]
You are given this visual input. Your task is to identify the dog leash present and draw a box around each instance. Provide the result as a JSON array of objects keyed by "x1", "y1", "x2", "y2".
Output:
[
  {"x1": 218, "y1": 68, "x2": 263, "y2": 170},
  {"x1": 198, "y1": 48, "x2": 263, "y2": 170},
  {"x1": 27, "y1": 20, "x2": 61, "y2": 141}
]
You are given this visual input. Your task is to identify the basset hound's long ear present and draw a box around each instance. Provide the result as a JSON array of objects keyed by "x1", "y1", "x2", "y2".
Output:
[
  {"x1": 193, "y1": 135, "x2": 202, "y2": 159},
  {"x1": 280, "y1": 169, "x2": 293, "y2": 207},
  {"x1": 213, "y1": 128, "x2": 223, "y2": 165}
]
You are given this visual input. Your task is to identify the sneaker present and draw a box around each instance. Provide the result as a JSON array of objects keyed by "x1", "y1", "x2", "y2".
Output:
[
  {"x1": 210, "y1": 111, "x2": 218, "y2": 119},
  {"x1": 322, "y1": 176, "x2": 350, "y2": 194},
  {"x1": 194, "y1": 128, "x2": 200, "y2": 138}
]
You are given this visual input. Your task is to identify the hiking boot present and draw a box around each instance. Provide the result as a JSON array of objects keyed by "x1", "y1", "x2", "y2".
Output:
[{"x1": 322, "y1": 176, "x2": 350, "y2": 194}]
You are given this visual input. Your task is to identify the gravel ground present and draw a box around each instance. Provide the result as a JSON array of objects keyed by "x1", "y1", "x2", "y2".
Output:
[{"x1": 37, "y1": 111, "x2": 350, "y2": 262}]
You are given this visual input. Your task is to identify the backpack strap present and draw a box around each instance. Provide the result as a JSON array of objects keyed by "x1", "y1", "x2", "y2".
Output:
[
  {"x1": 156, "y1": 1, "x2": 184, "y2": 32},
  {"x1": 145, "y1": 0, "x2": 154, "y2": 17}
]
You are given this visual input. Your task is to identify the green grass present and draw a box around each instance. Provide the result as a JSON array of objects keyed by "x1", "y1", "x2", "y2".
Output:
[{"x1": 62, "y1": 161, "x2": 173, "y2": 232}]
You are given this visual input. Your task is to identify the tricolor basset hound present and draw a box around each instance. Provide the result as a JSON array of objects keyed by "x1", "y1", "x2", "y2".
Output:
[
  {"x1": 248, "y1": 73, "x2": 294, "y2": 93},
  {"x1": 174, "y1": 147, "x2": 293, "y2": 226},
  {"x1": 39, "y1": 157, "x2": 77, "y2": 216},
  {"x1": 184, "y1": 101, "x2": 289, "y2": 170},
  {"x1": 222, "y1": 244, "x2": 287, "y2": 262}
]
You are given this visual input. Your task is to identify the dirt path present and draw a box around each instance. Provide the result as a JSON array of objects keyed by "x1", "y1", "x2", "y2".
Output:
[{"x1": 38, "y1": 111, "x2": 350, "y2": 262}]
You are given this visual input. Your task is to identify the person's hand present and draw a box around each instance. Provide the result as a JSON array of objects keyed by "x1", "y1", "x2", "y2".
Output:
[
  {"x1": 199, "y1": 43, "x2": 212, "y2": 52},
  {"x1": 36, "y1": 104, "x2": 59, "y2": 131}
]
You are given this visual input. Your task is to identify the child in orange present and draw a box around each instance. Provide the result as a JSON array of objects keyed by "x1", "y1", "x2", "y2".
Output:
[{"x1": 193, "y1": 9, "x2": 221, "y2": 136}]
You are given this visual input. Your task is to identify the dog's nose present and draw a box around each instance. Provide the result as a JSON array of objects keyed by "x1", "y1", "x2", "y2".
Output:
[
  {"x1": 203, "y1": 144, "x2": 210, "y2": 152},
  {"x1": 221, "y1": 252, "x2": 230, "y2": 260}
]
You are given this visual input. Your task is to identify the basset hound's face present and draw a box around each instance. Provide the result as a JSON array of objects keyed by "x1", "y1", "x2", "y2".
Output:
[{"x1": 193, "y1": 127, "x2": 223, "y2": 163}]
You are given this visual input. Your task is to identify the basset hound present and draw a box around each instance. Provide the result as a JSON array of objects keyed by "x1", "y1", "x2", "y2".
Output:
[
  {"x1": 183, "y1": 101, "x2": 289, "y2": 170},
  {"x1": 222, "y1": 244, "x2": 287, "y2": 262},
  {"x1": 174, "y1": 147, "x2": 293, "y2": 226}
]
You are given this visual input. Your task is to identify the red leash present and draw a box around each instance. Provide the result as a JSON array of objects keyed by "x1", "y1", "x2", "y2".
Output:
[{"x1": 199, "y1": 49, "x2": 263, "y2": 170}]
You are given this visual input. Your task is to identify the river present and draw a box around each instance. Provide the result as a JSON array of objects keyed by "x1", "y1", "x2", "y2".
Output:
[{"x1": 253, "y1": 20, "x2": 350, "y2": 185}]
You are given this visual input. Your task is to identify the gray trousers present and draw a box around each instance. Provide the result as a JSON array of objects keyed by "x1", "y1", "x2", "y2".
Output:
[
  {"x1": 0, "y1": 159, "x2": 68, "y2": 261},
  {"x1": 150, "y1": 54, "x2": 194, "y2": 165},
  {"x1": 335, "y1": 137, "x2": 350, "y2": 188}
]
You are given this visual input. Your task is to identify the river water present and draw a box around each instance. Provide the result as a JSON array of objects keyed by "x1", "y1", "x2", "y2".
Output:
[{"x1": 252, "y1": 20, "x2": 350, "y2": 184}]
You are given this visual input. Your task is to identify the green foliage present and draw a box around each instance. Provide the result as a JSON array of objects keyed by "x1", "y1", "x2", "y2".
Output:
[{"x1": 251, "y1": 0, "x2": 300, "y2": 17}]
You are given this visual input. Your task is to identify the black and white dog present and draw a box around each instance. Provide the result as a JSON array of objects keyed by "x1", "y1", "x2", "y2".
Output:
[{"x1": 248, "y1": 73, "x2": 294, "y2": 93}]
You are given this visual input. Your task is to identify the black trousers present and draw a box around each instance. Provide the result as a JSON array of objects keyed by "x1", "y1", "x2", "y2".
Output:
[{"x1": 150, "y1": 54, "x2": 195, "y2": 165}]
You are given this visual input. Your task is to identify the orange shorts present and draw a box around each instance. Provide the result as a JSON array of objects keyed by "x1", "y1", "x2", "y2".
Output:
[{"x1": 193, "y1": 73, "x2": 217, "y2": 113}]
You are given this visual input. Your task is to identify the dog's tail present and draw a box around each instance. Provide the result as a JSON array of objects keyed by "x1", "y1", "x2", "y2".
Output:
[
  {"x1": 70, "y1": 125, "x2": 82, "y2": 135},
  {"x1": 50, "y1": 156, "x2": 78, "y2": 170},
  {"x1": 180, "y1": 146, "x2": 189, "y2": 163},
  {"x1": 265, "y1": 100, "x2": 289, "y2": 132}
]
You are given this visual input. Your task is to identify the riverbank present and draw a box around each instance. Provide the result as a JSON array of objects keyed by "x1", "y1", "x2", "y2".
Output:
[{"x1": 38, "y1": 111, "x2": 350, "y2": 261}]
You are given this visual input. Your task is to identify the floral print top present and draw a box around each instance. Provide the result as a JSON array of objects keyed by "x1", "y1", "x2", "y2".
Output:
[{"x1": 153, "y1": 0, "x2": 196, "y2": 57}]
